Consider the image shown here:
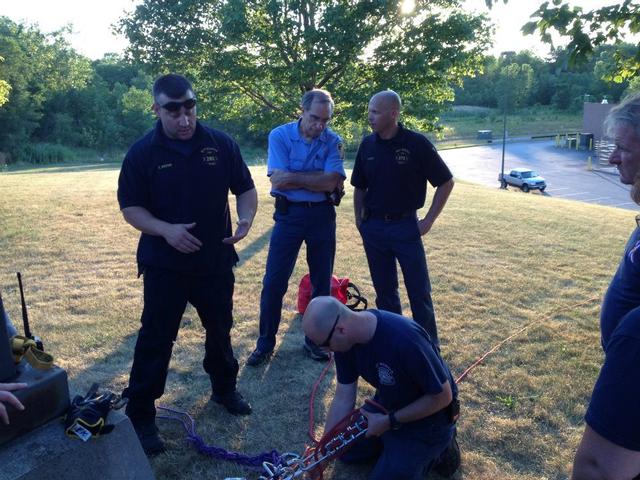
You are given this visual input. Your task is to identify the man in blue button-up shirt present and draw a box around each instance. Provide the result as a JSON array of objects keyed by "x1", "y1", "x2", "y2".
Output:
[{"x1": 247, "y1": 89, "x2": 346, "y2": 366}]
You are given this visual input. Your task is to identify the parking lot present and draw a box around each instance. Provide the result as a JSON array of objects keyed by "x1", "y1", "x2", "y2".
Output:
[{"x1": 439, "y1": 139, "x2": 637, "y2": 211}]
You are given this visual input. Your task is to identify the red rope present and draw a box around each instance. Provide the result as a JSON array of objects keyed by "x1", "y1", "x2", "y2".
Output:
[
  {"x1": 454, "y1": 296, "x2": 599, "y2": 384},
  {"x1": 308, "y1": 353, "x2": 335, "y2": 445},
  {"x1": 304, "y1": 296, "x2": 600, "y2": 478}
]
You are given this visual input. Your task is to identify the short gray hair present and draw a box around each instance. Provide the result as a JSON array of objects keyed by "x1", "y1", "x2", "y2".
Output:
[
  {"x1": 605, "y1": 92, "x2": 640, "y2": 138},
  {"x1": 301, "y1": 89, "x2": 334, "y2": 113}
]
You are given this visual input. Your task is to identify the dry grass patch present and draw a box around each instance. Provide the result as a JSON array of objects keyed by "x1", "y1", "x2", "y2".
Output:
[{"x1": 0, "y1": 163, "x2": 632, "y2": 479}]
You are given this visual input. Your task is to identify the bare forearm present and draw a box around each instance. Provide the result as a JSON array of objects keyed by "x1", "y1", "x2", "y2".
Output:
[
  {"x1": 571, "y1": 426, "x2": 640, "y2": 480},
  {"x1": 122, "y1": 206, "x2": 202, "y2": 253},
  {"x1": 324, "y1": 396, "x2": 356, "y2": 432},
  {"x1": 236, "y1": 188, "x2": 258, "y2": 225},
  {"x1": 422, "y1": 178, "x2": 454, "y2": 225},
  {"x1": 324, "y1": 383, "x2": 357, "y2": 432},
  {"x1": 122, "y1": 206, "x2": 170, "y2": 237},
  {"x1": 272, "y1": 171, "x2": 342, "y2": 192}
]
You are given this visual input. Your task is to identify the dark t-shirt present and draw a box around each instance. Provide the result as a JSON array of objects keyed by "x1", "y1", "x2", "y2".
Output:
[
  {"x1": 118, "y1": 121, "x2": 255, "y2": 275},
  {"x1": 350, "y1": 124, "x2": 452, "y2": 214},
  {"x1": 600, "y1": 228, "x2": 640, "y2": 348},
  {"x1": 586, "y1": 307, "x2": 640, "y2": 451},
  {"x1": 335, "y1": 310, "x2": 457, "y2": 415},
  {"x1": 585, "y1": 227, "x2": 640, "y2": 451}
]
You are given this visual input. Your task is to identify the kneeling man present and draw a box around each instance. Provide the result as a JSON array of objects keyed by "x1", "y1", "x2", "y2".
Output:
[{"x1": 302, "y1": 296, "x2": 460, "y2": 479}]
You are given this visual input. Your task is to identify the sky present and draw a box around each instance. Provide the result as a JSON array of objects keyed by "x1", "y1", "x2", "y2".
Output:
[{"x1": 0, "y1": 0, "x2": 625, "y2": 60}]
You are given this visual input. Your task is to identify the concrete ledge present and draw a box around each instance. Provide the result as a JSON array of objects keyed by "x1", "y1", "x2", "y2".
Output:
[{"x1": 0, "y1": 410, "x2": 155, "y2": 480}]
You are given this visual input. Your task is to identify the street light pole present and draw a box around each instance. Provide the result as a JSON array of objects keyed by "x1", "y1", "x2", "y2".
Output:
[
  {"x1": 500, "y1": 106, "x2": 507, "y2": 188},
  {"x1": 498, "y1": 51, "x2": 514, "y2": 190}
]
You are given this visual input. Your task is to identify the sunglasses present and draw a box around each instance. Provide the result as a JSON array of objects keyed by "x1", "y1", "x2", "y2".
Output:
[
  {"x1": 160, "y1": 98, "x2": 197, "y2": 112},
  {"x1": 320, "y1": 314, "x2": 340, "y2": 347}
]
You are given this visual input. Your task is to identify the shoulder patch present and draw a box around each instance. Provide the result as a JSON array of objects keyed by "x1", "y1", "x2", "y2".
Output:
[{"x1": 376, "y1": 362, "x2": 396, "y2": 386}]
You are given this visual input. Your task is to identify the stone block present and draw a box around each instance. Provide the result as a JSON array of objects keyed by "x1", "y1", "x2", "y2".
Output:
[{"x1": 0, "y1": 409, "x2": 155, "y2": 480}]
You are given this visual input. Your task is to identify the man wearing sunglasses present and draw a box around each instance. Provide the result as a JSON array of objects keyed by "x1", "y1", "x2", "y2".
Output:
[
  {"x1": 302, "y1": 296, "x2": 460, "y2": 479},
  {"x1": 117, "y1": 73, "x2": 258, "y2": 455},
  {"x1": 572, "y1": 93, "x2": 640, "y2": 479},
  {"x1": 246, "y1": 89, "x2": 346, "y2": 366}
]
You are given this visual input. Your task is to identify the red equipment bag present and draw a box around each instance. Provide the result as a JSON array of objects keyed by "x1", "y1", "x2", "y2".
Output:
[{"x1": 297, "y1": 274, "x2": 367, "y2": 314}]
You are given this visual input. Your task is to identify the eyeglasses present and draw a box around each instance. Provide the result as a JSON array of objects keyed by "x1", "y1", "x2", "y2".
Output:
[
  {"x1": 160, "y1": 98, "x2": 196, "y2": 112},
  {"x1": 320, "y1": 314, "x2": 340, "y2": 347}
]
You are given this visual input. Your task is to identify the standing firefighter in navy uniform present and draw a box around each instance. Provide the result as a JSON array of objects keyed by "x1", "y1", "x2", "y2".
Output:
[
  {"x1": 351, "y1": 90, "x2": 454, "y2": 344},
  {"x1": 117, "y1": 74, "x2": 258, "y2": 455}
]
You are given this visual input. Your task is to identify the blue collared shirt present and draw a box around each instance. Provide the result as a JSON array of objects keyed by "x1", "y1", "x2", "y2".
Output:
[{"x1": 267, "y1": 120, "x2": 345, "y2": 202}]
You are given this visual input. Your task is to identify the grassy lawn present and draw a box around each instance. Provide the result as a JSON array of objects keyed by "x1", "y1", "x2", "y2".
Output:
[{"x1": 0, "y1": 162, "x2": 633, "y2": 479}]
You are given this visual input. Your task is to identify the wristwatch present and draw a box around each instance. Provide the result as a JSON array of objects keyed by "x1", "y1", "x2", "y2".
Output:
[{"x1": 388, "y1": 411, "x2": 402, "y2": 430}]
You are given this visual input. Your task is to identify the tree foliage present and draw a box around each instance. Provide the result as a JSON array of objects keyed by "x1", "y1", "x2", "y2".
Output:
[
  {"x1": 454, "y1": 44, "x2": 633, "y2": 111},
  {"x1": 485, "y1": 0, "x2": 640, "y2": 82},
  {"x1": 0, "y1": 17, "x2": 155, "y2": 162},
  {"x1": 118, "y1": 0, "x2": 492, "y2": 139},
  {"x1": 0, "y1": 17, "x2": 93, "y2": 158}
]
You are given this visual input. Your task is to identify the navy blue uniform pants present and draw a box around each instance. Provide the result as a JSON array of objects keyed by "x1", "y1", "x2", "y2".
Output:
[
  {"x1": 256, "y1": 203, "x2": 336, "y2": 353},
  {"x1": 124, "y1": 266, "x2": 239, "y2": 425},
  {"x1": 341, "y1": 413, "x2": 454, "y2": 479},
  {"x1": 359, "y1": 216, "x2": 438, "y2": 344}
]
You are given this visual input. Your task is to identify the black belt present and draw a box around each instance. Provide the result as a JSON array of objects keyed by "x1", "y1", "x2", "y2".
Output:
[
  {"x1": 288, "y1": 200, "x2": 331, "y2": 207},
  {"x1": 369, "y1": 211, "x2": 414, "y2": 221}
]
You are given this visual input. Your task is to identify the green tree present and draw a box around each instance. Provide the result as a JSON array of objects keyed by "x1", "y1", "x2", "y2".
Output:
[
  {"x1": 0, "y1": 56, "x2": 9, "y2": 107},
  {"x1": 486, "y1": 0, "x2": 640, "y2": 82},
  {"x1": 0, "y1": 18, "x2": 92, "y2": 160},
  {"x1": 118, "y1": 0, "x2": 491, "y2": 139}
]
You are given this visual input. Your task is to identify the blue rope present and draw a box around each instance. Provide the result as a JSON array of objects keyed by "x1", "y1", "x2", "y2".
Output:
[{"x1": 157, "y1": 405, "x2": 284, "y2": 469}]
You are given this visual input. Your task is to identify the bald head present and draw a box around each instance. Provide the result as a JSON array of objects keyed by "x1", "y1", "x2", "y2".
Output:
[
  {"x1": 302, "y1": 296, "x2": 343, "y2": 345},
  {"x1": 371, "y1": 90, "x2": 401, "y2": 110},
  {"x1": 368, "y1": 90, "x2": 401, "y2": 138}
]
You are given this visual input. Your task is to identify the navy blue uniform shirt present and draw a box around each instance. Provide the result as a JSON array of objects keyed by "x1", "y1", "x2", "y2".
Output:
[
  {"x1": 585, "y1": 227, "x2": 640, "y2": 451},
  {"x1": 117, "y1": 121, "x2": 255, "y2": 275},
  {"x1": 335, "y1": 310, "x2": 457, "y2": 416},
  {"x1": 586, "y1": 307, "x2": 640, "y2": 451},
  {"x1": 350, "y1": 124, "x2": 452, "y2": 215},
  {"x1": 600, "y1": 227, "x2": 640, "y2": 348}
]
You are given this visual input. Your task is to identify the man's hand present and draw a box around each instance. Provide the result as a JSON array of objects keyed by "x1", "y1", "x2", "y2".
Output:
[
  {"x1": 162, "y1": 222, "x2": 202, "y2": 253},
  {"x1": 223, "y1": 219, "x2": 251, "y2": 244},
  {"x1": 362, "y1": 410, "x2": 390, "y2": 437},
  {"x1": 418, "y1": 217, "x2": 435, "y2": 236},
  {"x1": 0, "y1": 383, "x2": 27, "y2": 425}
]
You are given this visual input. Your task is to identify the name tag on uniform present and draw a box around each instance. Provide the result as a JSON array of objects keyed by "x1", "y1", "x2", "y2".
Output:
[{"x1": 158, "y1": 163, "x2": 173, "y2": 170}]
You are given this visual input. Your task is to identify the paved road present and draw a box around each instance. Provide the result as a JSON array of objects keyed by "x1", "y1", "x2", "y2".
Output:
[{"x1": 439, "y1": 140, "x2": 637, "y2": 211}]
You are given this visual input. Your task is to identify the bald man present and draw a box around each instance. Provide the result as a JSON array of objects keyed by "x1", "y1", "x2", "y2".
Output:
[
  {"x1": 303, "y1": 296, "x2": 460, "y2": 479},
  {"x1": 351, "y1": 90, "x2": 454, "y2": 345}
]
